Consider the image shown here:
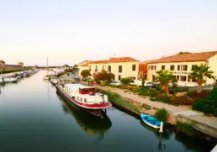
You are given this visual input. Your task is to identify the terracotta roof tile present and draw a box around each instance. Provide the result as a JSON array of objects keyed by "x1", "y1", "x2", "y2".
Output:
[
  {"x1": 89, "y1": 57, "x2": 139, "y2": 64},
  {"x1": 149, "y1": 51, "x2": 217, "y2": 64},
  {"x1": 79, "y1": 60, "x2": 93, "y2": 67}
]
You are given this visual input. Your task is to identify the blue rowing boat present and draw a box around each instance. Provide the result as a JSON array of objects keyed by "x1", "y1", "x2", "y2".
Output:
[{"x1": 140, "y1": 113, "x2": 161, "y2": 129}]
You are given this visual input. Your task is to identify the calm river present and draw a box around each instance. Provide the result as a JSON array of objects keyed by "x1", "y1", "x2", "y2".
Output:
[{"x1": 0, "y1": 71, "x2": 214, "y2": 152}]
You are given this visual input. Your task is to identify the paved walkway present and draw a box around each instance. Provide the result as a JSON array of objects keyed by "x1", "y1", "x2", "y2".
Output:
[{"x1": 95, "y1": 85, "x2": 217, "y2": 138}]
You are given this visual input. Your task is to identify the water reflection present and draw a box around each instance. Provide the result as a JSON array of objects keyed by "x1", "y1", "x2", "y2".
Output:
[
  {"x1": 140, "y1": 120, "x2": 171, "y2": 151},
  {"x1": 57, "y1": 94, "x2": 112, "y2": 140}
]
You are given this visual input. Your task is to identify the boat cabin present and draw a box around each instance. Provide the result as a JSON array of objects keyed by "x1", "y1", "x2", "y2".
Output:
[{"x1": 79, "y1": 87, "x2": 96, "y2": 95}]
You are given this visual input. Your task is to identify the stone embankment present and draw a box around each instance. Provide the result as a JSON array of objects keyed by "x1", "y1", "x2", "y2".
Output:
[{"x1": 95, "y1": 85, "x2": 217, "y2": 139}]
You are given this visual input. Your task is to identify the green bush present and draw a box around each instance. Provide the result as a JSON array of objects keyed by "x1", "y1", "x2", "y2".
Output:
[
  {"x1": 187, "y1": 90, "x2": 194, "y2": 97},
  {"x1": 193, "y1": 86, "x2": 217, "y2": 116},
  {"x1": 149, "y1": 89, "x2": 159, "y2": 97},
  {"x1": 160, "y1": 94, "x2": 171, "y2": 103},
  {"x1": 208, "y1": 86, "x2": 217, "y2": 100},
  {"x1": 137, "y1": 88, "x2": 149, "y2": 96},
  {"x1": 176, "y1": 122, "x2": 196, "y2": 136},
  {"x1": 155, "y1": 108, "x2": 168, "y2": 122},
  {"x1": 213, "y1": 108, "x2": 217, "y2": 116},
  {"x1": 120, "y1": 77, "x2": 132, "y2": 85}
]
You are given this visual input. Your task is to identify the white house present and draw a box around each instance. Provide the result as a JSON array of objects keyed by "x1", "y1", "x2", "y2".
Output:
[{"x1": 147, "y1": 51, "x2": 217, "y2": 87}]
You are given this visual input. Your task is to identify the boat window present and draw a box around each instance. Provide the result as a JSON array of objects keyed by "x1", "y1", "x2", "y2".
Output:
[{"x1": 79, "y1": 88, "x2": 96, "y2": 95}]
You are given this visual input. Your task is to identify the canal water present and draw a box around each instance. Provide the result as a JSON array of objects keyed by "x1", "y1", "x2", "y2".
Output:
[{"x1": 0, "y1": 71, "x2": 214, "y2": 152}]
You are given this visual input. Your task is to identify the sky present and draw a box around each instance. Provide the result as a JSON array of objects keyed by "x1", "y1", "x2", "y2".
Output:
[{"x1": 0, "y1": 0, "x2": 217, "y2": 66}]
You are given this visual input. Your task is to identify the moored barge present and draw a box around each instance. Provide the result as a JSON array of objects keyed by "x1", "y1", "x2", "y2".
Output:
[{"x1": 56, "y1": 83, "x2": 112, "y2": 117}]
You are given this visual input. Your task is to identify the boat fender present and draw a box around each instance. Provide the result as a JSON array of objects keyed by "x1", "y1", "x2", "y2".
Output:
[{"x1": 159, "y1": 122, "x2": 163, "y2": 133}]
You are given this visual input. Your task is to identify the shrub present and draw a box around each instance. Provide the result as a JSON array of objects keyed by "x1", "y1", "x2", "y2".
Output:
[
  {"x1": 193, "y1": 86, "x2": 217, "y2": 116},
  {"x1": 149, "y1": 89, "x2": 159, "y2": 97},
  {"x1": 187, "y1": 90, "x2": 194, "y2": 97},
  {"x1": 192, "y1": 99, "x2": 205, "y2": 111},
  {"x1": 136, "y1": 87, "x2": 149, "y2": 96},
  {"x1": 213, "y1": 108, "x2": 217, "y2": 116},
  {"x1": 120, "y1": 77, "x2": 132, "y2": 85},
  {"x1": 176, "y1": 122, "x2": 196, "y2": 136},
  {"x1": 208, "y1": 86, "x2": 217, "y2": 100},
  {"x1": 81, "y1": 70, "x2": 91, "y2": 79},
  {"x1": 160, "y1": 94, "x2": 171, "y2": 103},
  {"x1": 155, "y1": 108, "x2": 168, "y2": 122},
  {"x1": 93, "y1": 70, "x2": 114, "y2": 84}
]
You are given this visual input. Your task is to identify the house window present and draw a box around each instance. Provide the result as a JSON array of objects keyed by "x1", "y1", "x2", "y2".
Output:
[
  {"x1": 176, "y1": 75, "x2": 179, "y2": 81},
  {"x1": 170, "y1": 65, "x2": 175, "y2": 71},
  {"x1": 178, "y1": 65, "x2": 180, "y2": 71},
  {"x1": 132, "y1": 64, "x2": 136, "y2": 71},
  {"x1": 95, "y1": 66, "x2": 98, "y2": 72},
  {"x1": 180, "y1": 76, "x2": 187, "y2": 81},
  {"x1": 161, "y1": 65, "x2": 165, "y2": 70},
  {"x1": 108, "y1": 65, "x2": 111, "y2": 72},
  {"x1": 181, "y1": 65, "x2": 188, "y2": 71},
  {"x1": 118, "y1": 75, "x2": 121, "y2": 80},
  {"x1": 154, "y1": 66, "x2": 157, "y2": 70},
  {"x1": 152, "y1": 75, "x2": 156, "y2": 81},
  {"x1": 118, "y1": 65, "x2": 122, "y2": 73}
]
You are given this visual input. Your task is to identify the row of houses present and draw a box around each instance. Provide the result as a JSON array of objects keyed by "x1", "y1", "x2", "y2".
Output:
[
  {"x1": 0, "y1": 60, "x2": 24, "y2": 73},
  {"x1": 78, "y1": 51, "x2": 217, "y2": 86}
]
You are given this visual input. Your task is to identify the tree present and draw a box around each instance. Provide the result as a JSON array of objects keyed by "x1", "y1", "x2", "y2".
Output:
[
  {"x1": 141, "y1": 73, "x2": 145, "y2": 88},
  {"x1": 93, "y1": 70, "x2": 114, "y2": 84},
  {"x1": 155, "y1": 70, "x2": 176, "y2": 94},
  {"x1": 189, "y1": 64, "x2": 214, "y2": 93},
  {"x1": 81, "y1": 69, "x2": 91, "y2": 79}
]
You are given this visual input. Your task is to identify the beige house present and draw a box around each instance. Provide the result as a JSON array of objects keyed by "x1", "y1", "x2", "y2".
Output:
[
  {"x1": 147, "y1": 51, "x2": 217, "y2": 87},
  {"x1": 79, "y1": 57, "x2": 139, "y2": 81}
]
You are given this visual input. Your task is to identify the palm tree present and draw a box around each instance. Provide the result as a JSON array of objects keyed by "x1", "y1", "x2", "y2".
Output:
[
  {"x1": 155, "y1": 70, "x2": 176, "y2": 94},
  {"x1": 189, "y1": 64, "x2": 214, "y2": 93}
]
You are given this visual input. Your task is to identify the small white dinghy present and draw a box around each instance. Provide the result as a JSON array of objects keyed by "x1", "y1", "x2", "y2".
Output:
[
  {"x1": 50, "y1": 78, "x2": 59, "y2": 85},
  {"x1": 3, "y1": 77, "x2": 18, "y2": 83}
]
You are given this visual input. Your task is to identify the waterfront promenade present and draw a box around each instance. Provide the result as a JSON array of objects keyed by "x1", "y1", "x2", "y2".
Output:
[{"x1": 95, "y1": 85, "x2": 217, "y2": 139}]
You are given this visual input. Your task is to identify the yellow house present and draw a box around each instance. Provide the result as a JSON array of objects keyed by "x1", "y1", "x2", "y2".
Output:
[
  {"x1": 79, "y1": 57, "x2": 139, "y2": 81},
  {"x1": 147, "y1": 51, "x2": 217, "y2": 87},
  {"x1": 78, "y1": 60, "x2": 92, "y2": 77}
]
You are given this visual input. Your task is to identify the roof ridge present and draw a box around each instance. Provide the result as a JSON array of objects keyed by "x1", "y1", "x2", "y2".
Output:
[{"x1": 149, "y1": 50, "x2": 217, "y2": 64}]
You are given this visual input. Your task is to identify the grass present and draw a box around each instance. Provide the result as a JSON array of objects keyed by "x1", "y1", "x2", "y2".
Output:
[
  {"x1": 99, "y1": 90, "x2": 141, "y2": 114},
  {"x1": 176, "y1": 122, "x2": 197, "y2": 136},
  {"x1": 108, "y1": 92, "x2": 141, "y2": 114},
  {"x1": 155, "y1": 108, "x2": 168, "y2": 122}
]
